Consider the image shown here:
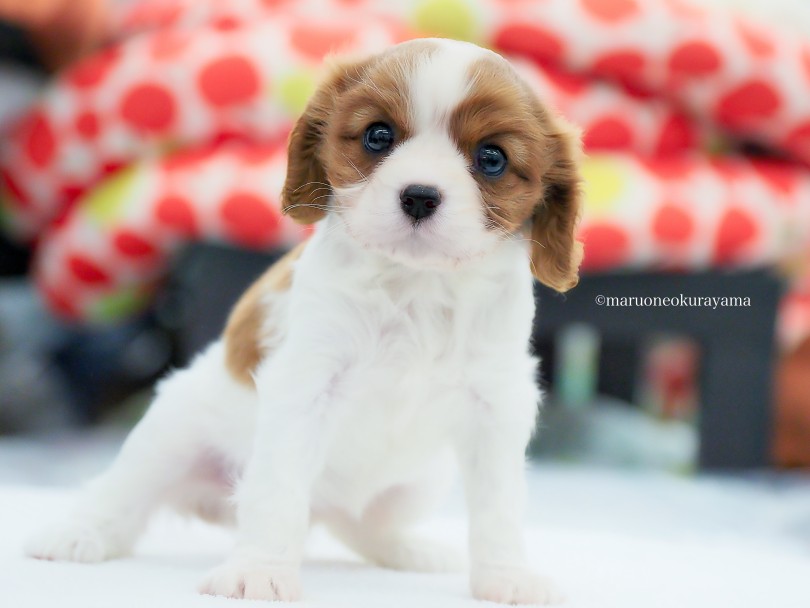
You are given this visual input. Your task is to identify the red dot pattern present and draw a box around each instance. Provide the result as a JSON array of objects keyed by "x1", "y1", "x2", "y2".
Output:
[
  {"x1": 737, "y1": 21, "x2": 775, "y2": 58},
  {"x1": 592, "y1": 51, "x2": 646, "y2": 86},
  {"x1": 68, "y1": 255, "x2": 111, "y2": 286},
  {"x1": 492, "y1": 24, "x2": 565, "y2": 66},
  {"x1": 543, "y1": 66, "x2": 589, "y2": 95},
  {"x1": 581, "y1": 0, "x2": 639, "y2": 23},
  {"x1": 262, "y1": 0, "x2": 293, "y2": 8},
  {"x1": 58, "y1": 184, "x2": 84, "y2": 212},
  {"x1": 198, "y1": 55, "x2": 261, "y2": 107},
  {"x1": 122, "y1": 2, "x2": 183, "y2": 32},
  {"x1": 100, "y1": 161, "x2": 126, "y2": 178},
  {"x1": 668, "y1": 41, "x2": 722, "y2": 78},
  {"x1": 0, "y1": 168, "x2": 30, "y2": 209},
  {"x1": 213, "y1": 16, "x2": 243, "y2": 31},
  {"x1": 713, "y1": 208, "x2": 758, "y2": 264},
  {"x1": 785, "y1": 122, "x2": 810, "y2": 160},
  {"x1": 156, "y1": 195, "x2": 198, "y2": 236},
  {"x1": 75, "y1": 112, "x2": 100, "y2": 139},
  {"x1": 40, "y1": 282, "x2": 80, "y2": 320},
  {"x1": 120, "y1": 83, "x2": 176, "y2": 132},
  {"x1": 163, "y1": 147, "x2": 219, "y2": 172},
  {"x1": 652, "y1": 204, "x2": 694, "y2": 245},
  {"x1": 664, "y1": 0, "x2": 706, "y2": 19},
  {"x1": 584, "y1": 117, "x2": 633, "y2": 150},
  {"x1": 289, "y1": 24, "x2": 358, "y2": 60},
  {"x1": 580, "y1": 223, "x2": 630, "y2": 270},
  {"x1": 68, "y1": 48, "x2": 119, "y2": 89},
  {"x1": 655, "y1": 114, "x2": 697, "y2": 156},
  {"x1": 716, "y1": 81, "x2": 781, "y2": 128},
  {"x1": 802, "y1": 48, "x2": 810, "y2": 82},
  {"x1": 752, "y1": 160, "x2": 800, "y2": 196},
  {"x1": 114, "y1": 230, "x2": 158, "y2": 259},
  {"x1": 151, "y1": 30, "x2": 192, "y2": 59},
  {"x1": 24, "y1": 112, "x2": 56, "y2": 168},
  {"x1": 220, "y1": 192, "x2": 281, "y2": 247}
]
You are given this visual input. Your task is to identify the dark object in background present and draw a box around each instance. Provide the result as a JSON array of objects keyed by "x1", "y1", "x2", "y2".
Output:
[
  {"x1": 0, "y1": 235, "x2": 30, "y2": 276},
  {"x1": 162, "y1": 244, "x2": 284, "y2": 365},
  {"x1": 0, "y1": 22, "x2": 43, "y2": 70},
  {"x1": 0, "y1": 280, "x2": 173, "y2": 433},
  {"x1": 534, "y1": 269, "x2": 783, "y2": 470},
  {"x1": 775, "y1": 336, "x2": 810, "y2": 467},
  {"x1": 0, "y1": 22, "x2": 43, "y2": 277},
  {"x1": 51, "y1": 318, "x2": 173, "y2": 424}
]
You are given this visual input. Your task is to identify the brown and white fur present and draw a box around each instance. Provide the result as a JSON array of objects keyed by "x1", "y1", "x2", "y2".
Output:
[{"x1": 25, "y1": 39, "x2": 583, "y2": 605}]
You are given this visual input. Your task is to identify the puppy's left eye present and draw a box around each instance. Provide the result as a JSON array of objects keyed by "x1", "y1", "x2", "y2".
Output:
[
  {"x1": 474, "y1": 144, "x2": 508, "y2": 178},
  {"x1": 363, "y1": 122, "x2": 395, "y2": 153}
]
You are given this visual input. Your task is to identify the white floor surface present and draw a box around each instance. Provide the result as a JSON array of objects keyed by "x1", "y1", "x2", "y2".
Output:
[{"x1": 1, "y1": 432, "x2": 809, "y2": 608}]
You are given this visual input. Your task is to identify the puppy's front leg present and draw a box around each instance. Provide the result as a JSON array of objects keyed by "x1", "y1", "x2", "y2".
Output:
[
  {"x1": 457, "y1": 380, "x2": 561, "y2": 606},
  {"x1": 200, "y1": 351, "x2": 343, "y2": 602}
]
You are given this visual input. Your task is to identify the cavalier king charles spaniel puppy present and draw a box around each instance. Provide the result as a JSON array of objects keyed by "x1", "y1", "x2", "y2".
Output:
[{"x1": 26, "y1": 38, "x2": 583, "y2": 605}]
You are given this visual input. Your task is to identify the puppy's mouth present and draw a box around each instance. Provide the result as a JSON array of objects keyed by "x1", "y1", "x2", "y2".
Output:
[{"x1": 342, "y1": 216, "x2": 487, "y2": 271}]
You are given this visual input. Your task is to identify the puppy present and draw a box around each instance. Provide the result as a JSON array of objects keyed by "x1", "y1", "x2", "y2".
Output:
[{"x1": 26, "y1": 38, "x2": 583, "y2": 605}]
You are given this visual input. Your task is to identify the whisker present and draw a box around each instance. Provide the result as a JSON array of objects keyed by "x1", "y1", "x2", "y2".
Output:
[
  {"x1": 282, "y1": 202, "x2": 351, "y2": 214},
  {"x1": 340, "y1": 154, "x2": 369, "y2": 183},
  {"x1": 293, "y1": 181, "x2": 333, "y2": 193},
  {"x1": 282, "y1": 204, "x2": 330, "y2": 213},
  {"x1": 528, "y1": 255, "x2": 539, "y2": 278}
]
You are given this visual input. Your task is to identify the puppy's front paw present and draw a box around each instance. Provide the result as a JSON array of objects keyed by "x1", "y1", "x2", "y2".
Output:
[
  {"x1": 199, "y1": 558, "x2": 302, "y2": 601},
  {"x1": 471, "y1": 565, "x2": 562, "y2": 605},
  {"x1": 25, "y1": 520, "x2": 119, "y2": 563}
]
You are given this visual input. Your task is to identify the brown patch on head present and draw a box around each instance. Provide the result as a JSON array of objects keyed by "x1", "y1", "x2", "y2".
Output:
[
  {"x1": 449, "y1": 55, "x2": 583, "y2": 292},
  {"x1": 282, "y1": 40, "x2": 438, "y2": 223},
  {"x1": 223, "y1": 242, "x2": 306, "y2": 385}
]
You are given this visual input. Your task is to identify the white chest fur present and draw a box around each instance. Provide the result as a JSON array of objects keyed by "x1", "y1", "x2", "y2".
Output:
[{"x1": 259, "y1": 220, "x2": 539, "y2": 513}]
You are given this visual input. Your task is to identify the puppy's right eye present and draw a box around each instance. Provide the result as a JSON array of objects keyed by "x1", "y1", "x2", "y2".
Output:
[
  {"x1": 474, "y1": 144, "x2": 508, "y2": 178},
  {"x1": 363, "y1": 123, "x2": 395, "y2": 153}
]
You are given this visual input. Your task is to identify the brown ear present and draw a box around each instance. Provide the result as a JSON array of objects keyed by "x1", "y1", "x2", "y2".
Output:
[
  {"x1": 281, "y1": 57, "x2": 372, "y2": 224},
  {"x1": 530, "y1": 116, "x2": 584, "y2": 293}
]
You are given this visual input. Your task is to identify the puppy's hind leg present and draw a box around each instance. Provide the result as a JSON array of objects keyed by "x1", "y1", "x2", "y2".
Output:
[
  {"x1": 325, "y1": 453, "x2": 464, "y2": 573},
  {"x1": 25, "y1": 345, "x2": 227, "y2": 563}
]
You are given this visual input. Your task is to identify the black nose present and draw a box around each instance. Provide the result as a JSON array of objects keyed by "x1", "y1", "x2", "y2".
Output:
[{"x1": 400, "y1": 184, "x2": 441, "y2": 221}]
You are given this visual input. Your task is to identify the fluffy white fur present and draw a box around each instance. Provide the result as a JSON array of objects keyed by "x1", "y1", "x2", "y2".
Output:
[{"x1": 26, "y1": 40, "x2": 561, "y2": 605}]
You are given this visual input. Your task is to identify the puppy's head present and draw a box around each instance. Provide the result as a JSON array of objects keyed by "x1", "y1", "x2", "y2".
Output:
[{"x1": 282, "y1": 39, "x2": 583, "y2": 291}]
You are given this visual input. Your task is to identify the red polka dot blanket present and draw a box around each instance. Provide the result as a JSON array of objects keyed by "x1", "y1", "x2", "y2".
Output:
[{"x1": 1, "y1": 0, "x2": 810, "y2": 343}]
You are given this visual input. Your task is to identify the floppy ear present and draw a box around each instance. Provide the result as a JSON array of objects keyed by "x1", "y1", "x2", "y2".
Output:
[
  {"x1": 530, "y1": 116, "x2": 584, "y2": 293},
  {"x1": 281, "y1": 57, "x2": 372, "y2": 224}
]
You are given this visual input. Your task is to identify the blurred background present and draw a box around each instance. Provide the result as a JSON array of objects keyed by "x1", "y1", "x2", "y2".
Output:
[
  {"x1": 2, "y1": 0, "x2": 810, "y2": 575},
  {"x1": 3, "y1": 1, "x2": 810, "y2": 606}
]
